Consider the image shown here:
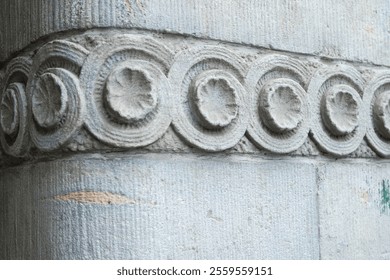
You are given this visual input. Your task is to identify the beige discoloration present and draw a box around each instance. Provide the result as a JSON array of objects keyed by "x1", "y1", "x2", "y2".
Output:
[
  {"x1": 124, "y1": 0, "x2": 145, "y2": 14},
  {"x1": 360, "y1": 191, "x2": 370, "y2": 205},
  {"x1": 54, "y1": 191, "x2": 136, "y2": 205},
  {"x1": 135, "y1": 0, "x2": 146, "y2": 12},
  {"x1": 124, "y1": 0, "x2": 132, "y2": 13}
]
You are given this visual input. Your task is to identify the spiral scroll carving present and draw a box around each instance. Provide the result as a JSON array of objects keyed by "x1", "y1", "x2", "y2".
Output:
[
  {"x1": 80, "y1": 35, "x2": 173, "y2": 148},
  {"x1": 364, "y1": 72, "x2": 390, "y2": 157},
  {"x1": 308, "y1": 64, "x2": 365, "y2": 156},
  {"x1": 1, "y1": 32, "x2": 390, "y2": 161},
  {"x1": 27, "y1": 40, "x2": 88, "y2": 151},
  {"x1": 169, "y1": 46, "x2": 248, "y2": 152},
  {"x1": 246, "y1": 55, "x2": 310, "y2": 153},
  {"x1": 0, "y1": 57, "x2": 31, "y2": 157}
]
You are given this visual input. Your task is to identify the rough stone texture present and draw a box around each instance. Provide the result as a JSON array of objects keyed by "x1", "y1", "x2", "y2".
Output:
[
  {"x1": 1, "y1": 0, "x2": 390, "y2": 260},
  {"x1": 319, "y1": 162, "x2": 390, "y2": 259},
  {"x1": 0, "y1": 0, "x2": 389, "y2": 67},
  {"x1": 0, "y1": 154, "x2": 319, "y2": 259}
]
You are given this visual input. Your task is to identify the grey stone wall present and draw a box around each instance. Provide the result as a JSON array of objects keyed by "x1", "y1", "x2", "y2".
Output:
[{"x1": 1, "y1": 0, "x2": 390, "y2": 259}]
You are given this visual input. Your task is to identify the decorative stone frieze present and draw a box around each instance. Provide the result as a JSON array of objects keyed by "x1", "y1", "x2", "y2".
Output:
[
  {"x1": 308, "y1": 64, "x2": 366, "y2": 156},
  {"x1": 169, "y1": 46, "x2": 248, "y2": 152},
  {"x1": 1, "y1": 31, "x2": 390, "y2": 163},
  {"x1": 81, "y1": 35, "x2": 172, "y2": 148},
  {"x1": 246, "y1": 55, "x2": 310, "y2": 154}
]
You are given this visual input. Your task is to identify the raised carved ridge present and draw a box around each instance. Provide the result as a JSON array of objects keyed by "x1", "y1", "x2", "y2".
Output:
[{"x1": 1, "y1": 31, "x2": 390, "y2": 165}]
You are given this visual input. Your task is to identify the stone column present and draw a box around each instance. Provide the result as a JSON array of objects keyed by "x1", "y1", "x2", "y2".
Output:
[{"x1": 0, "y1": 0, "x2": 389, "y2": 260}]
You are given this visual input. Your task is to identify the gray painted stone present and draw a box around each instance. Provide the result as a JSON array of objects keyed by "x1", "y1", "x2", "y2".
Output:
[
  {"x1": 318, "y1": 161, "x2": 390, "y2": 259},
  {"x1": 0, "y1": 0, "x2": 389, "y2": 66},
  {"x1": 0, "y1": 154, "x2": 319, "y2": 259},
  {"x1": 1, "y1": 0, "x2": 390, "y2": 260}
]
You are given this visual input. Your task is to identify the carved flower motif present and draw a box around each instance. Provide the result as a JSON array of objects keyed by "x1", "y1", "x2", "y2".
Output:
[
  {"x1": 193, "y1": 76, "x2": 238, "y2": 129},
  {"x1": 322, "y1": 85, "x2": 359, "y2": 136},
  {"x1": 0, "y1": 85, "x2": 19, "y2": 136},
  {"x1": 373, "y1": 91, "x2": 390, "y2": 139},
  {"x1": 105, "y1": 66, "x2": 157, "y2": 124},
  {"x1": 259, "y1": 79, "x2": 303, "y2": 133},
  {"x1": 32, "y1": 73, "x2": 68, "y2": 129}
]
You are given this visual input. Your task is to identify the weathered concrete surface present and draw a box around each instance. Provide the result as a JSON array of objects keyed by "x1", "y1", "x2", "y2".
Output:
[
  {"x1": 318, "y1": 161, "x2": 390, "y2": 259},
  {"x1": 1, "y1": 0, "x2": 390, "y2": 261},
  {"x1": 0, "y1": 154, "x2": 319, "y2": 259},
  {"x1": 1, "y1": 0, "x2": 389, "y2": 66}
]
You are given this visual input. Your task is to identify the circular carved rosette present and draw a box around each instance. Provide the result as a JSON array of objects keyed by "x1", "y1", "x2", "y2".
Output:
[
  {"x1": 364, "y1": 71, "x2": 390, "y2": 157},
  {"x1": 27, "y1": 40, "x2": 88, "y2": 151},
  {"x1": 0, "y1": 57, "x2": 31, "y2": 157},
  {"x1": 246, "y1": 55, "x2": 310, "y2": 153},
  {"x1": 169, "y1": 46, "x2": 248, "y2": 151},
  {"x1": 308, "y1": 64, "x2": 365, "y2": 156},
  {"x1": 80, "y1": 35, "x2": 173, "y2": 148}
]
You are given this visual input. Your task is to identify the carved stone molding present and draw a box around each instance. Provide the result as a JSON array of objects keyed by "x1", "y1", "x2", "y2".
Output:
[
  {"x1": 246, "y1": 55, "x2": 310, "y2": 153},
  {"x1": 1, "y1": 30, "x2": 390, "y2": 165},
  {"x1": 309, "y1": 64, "x2": 366, "y2": 156}
]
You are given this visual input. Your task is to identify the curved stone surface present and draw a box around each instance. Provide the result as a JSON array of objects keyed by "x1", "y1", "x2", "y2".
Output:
[
  {"x1": 1, "y1": 0, "x2": 389, "y2": 68},
  {"x1": 1, "y1": 1, "x2": 390, "y2": 262},
  {"x1": 0, "y1": 154, "x2": 319, "y2": 259},
  {"x1": 0, "y1": 57, "x2": 31, "y2": 157}
]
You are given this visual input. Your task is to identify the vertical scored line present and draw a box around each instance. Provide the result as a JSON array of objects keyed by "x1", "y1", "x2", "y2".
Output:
[
  {"x1": 316, "y1": 165, "x2": 322, "y2": 260},
  {"x1": 91, "y1": 0, "x2": 97, "y2": 26},
  {"x1": 111, "y1": 0, "x2": 116, "y2": 26},
  {"x1": 44, "y1": 0, "x2": 49, "y2": 36},
  {"x1": 98, "y1": 0, "x2": 102, "y2": 25}
]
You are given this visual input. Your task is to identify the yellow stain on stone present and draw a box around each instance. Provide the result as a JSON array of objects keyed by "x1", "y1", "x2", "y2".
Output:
[{"x1": 54, "y1": 191, "x2": 136, "y2": 205}]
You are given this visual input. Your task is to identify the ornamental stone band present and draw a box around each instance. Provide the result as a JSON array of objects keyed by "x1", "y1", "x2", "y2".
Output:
[
  {"x1": 1, "y1": 0, "x2": 390, "y2": 260},
  {"x1": 1, "y1": 33, "x2": 390, "y2": 160}
]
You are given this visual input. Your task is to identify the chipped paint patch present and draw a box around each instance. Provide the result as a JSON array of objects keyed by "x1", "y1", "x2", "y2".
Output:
[
  {"x1": 380, "y1": 180, "x2": 390, "y2": 214},
  {"x1": 54, "y1": 191, "x2": 136, "y2": 205}
]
